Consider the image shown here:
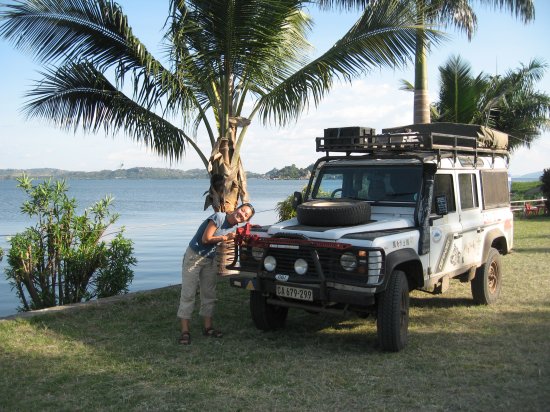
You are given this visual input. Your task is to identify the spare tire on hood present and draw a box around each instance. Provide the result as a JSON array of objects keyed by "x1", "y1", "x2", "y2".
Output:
[{"x1": 296, "y1": 199, "x2": 371, "y2": 226}]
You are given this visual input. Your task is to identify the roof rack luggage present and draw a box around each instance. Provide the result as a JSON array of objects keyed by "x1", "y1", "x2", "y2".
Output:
[{"x1": 316, "y1": 123, "x2": 509, "y2": 157}]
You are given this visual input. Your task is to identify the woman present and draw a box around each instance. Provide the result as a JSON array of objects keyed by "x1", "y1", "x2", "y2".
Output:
[{"x1": 177, "y1": 203, "x2": 255, "y2": 345}]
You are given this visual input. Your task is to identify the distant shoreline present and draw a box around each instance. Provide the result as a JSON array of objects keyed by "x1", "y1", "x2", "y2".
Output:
[
  {"x1": 0, "y1": 167, "x2": 310, "y2": 181},
  {"x1": 0, "y1": 166, "x2": 539, "y2": 181}
]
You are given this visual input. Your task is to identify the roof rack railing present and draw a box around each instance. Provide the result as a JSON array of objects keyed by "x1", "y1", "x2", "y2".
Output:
[{"x1": 316, "y1": 131, "x2": 509, "y2": 158}]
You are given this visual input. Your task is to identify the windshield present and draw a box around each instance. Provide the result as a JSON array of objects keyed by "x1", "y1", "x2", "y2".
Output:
[{"x1": 311, "y1": 165, "x2": 422, "y2": 203}]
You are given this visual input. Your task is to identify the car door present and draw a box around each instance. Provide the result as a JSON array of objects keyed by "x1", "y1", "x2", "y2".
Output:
[
  {"x1": 457, "y1": 172, "x2": 484, "y2": 267},
  {"x1": 429, "y1": 172, "x2": 464, "y2": 276}
]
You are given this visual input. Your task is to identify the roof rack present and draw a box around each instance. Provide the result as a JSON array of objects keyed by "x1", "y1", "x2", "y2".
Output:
[{"x1": 316, "y1": 124, "x2": 509, "y2": 158}]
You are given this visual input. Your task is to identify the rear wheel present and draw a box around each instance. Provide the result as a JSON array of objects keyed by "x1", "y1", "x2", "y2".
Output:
[
  {"x1": 250, "y1": 291, "x2": 289, "y2": 330},
  {"x1": 471, "y1": 247, "x2": 502, "y2": 305},
  {"x1": 377, "y1": 270, "x2": 409, "y2": 352}
]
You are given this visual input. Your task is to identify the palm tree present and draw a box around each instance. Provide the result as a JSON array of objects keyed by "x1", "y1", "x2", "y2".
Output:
[
  {"x1": 319, "y1": 0, "x2": 535, "y2": 124},
  {"x1": 412, "y1": 0, "x2": 535, "y2": 125},
  {"x1": 431, "y1": 55, "x2": 489, "y2": 123},
  {"x1": 432, "y1": 55, "x2": 550, "y2": 150},
  {"x1": 0, "y1": 0, "x2": 439, "y2": 212}
]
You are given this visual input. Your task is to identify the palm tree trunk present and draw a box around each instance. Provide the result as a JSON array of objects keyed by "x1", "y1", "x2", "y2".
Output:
[
  {"x1": 413, "y1": 11, "x2": 430, "y2": 124},
  {"x1": 205, "y1": 119, "x2": 250, "y2": 213}
]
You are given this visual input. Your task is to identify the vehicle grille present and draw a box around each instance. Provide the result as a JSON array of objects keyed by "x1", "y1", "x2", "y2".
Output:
[{"x1": 238, "y1": 240, "x2": 384, "y2": 286}]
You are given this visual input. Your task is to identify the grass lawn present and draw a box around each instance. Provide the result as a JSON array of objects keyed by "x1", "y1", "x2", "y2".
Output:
[{"x1": 1, "y1": 218, "x2": 549, "y2": 411}]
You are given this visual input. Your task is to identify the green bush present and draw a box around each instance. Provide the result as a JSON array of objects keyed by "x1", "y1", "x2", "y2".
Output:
[
  {"x1": 4, "y1": 175, "x2": 136, "y2": 311},
  {"x1": 276, "y1": 186, "x2": 307, "y2": 222},
  {"x1": 510, "y1": 181, "x2": 543, "y2": 200},
  {"x1": 275, "y1": 186, "x2": 335, "y2": 222}
]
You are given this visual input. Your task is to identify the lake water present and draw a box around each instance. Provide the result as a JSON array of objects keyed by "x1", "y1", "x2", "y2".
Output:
[{"x1": 0, "y1": 178, "x2": 305, "y2": 317}]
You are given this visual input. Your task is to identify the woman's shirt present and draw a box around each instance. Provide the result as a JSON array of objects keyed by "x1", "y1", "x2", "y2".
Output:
[{"x1": 188, "y1": 212, "x2": 234, "y2": 258}]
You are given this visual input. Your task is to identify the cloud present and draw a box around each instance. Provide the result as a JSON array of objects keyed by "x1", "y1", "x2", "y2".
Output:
[{"x1": 238, "y1": 80, "x2": 416, "y2": 173}]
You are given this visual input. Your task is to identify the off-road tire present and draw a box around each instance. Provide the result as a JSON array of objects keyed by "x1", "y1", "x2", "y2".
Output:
[
  {"x1": 471, "y1": 247, "x2": 502, "y2": 305},
  {"x1": 250, "y1": 291, "x2": 288, "y2": 330},
  {"x1": 377, "y1": 270, "x2": 409, "y2": 352},
  {"x1": 296, "y1": 199, "x2": 371, "y2": 226}
]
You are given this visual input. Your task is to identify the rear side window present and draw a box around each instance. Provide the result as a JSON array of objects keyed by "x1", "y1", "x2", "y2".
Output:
[
  {"x1": 480, "y1": 171, "x2": 510, "y2": 209},
  {"x1": 458, "y1": 173, "x2": 479, "y2": 210},
  {"x1": 433, "y1": 174, "x2": 456, "y2": 213}
]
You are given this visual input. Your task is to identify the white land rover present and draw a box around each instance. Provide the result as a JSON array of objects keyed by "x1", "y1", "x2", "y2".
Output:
[{"x1": 229, "y1": 123, "x2": 513, "y2": 352}]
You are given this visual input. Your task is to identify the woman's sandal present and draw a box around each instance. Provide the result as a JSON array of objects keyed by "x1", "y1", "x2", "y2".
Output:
[
  {"x1": 178, "y1": 331, "x2": 191, "y2": 345},
  {"x1": 203, "y1": 327, "x2": 223, "y2": 338}
]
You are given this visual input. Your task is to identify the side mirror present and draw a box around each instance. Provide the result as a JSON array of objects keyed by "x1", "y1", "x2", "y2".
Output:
[
  {"x1": 435, "y1": 195, "x2": 449, "y2": 216},
  {"x1": 292, "y1": 191, "x2": 303, "y2": 210}
]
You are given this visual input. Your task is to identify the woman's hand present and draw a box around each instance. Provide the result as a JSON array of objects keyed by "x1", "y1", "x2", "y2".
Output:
[{"x1": 224, "y1": 232, "x2": 236, "y2": 241}]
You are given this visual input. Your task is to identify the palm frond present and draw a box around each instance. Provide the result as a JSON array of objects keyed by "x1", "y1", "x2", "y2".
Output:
[
  {"x1": 436, "y1": 0, "x2": 477, "y2": 39},
  {"x1": 315, "y1": 0, "x2": 371, "y2": 11},
  {"x1": 0, "y1": 0, "x2": 196, "y2": 113},
  {"x1": 435, "y1": 55, "x2": 488, "y2": 123},
  {"x1": 483, "y1": 0, "x2": 535, "y2": 23},
  {"x1": 399, "y1": 78, "x2": 414, "y2": 91},
  {"x1": 167, "y1": 1, "x2": 313, "y2": 110},
  {"x1": 2, "y1": 1, "x2": 137, "y2": 69},
  {"x1": 23, "y1": 61, "x2": 207, "y2": 164}
]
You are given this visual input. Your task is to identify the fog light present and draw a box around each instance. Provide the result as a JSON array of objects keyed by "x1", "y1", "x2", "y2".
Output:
[
  {"x1": 340, "y1": 252, "x2": 357, "y2": 271},
  {"x1": 294, "y1": 258, "x2": 308, "y2": 275},
  {"x1": 264, "y1": 255, "x2": 277, "y2": 271}
]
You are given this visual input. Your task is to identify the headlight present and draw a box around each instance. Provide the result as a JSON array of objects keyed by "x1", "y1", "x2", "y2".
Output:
[
  {"x1": 294, "y1": 258, "x2": 308, "y2": 275},
  {"x1": 340, "y1": 252, "x2": 357, "y2": 271},
  {"x1": 251, "y1": 247, "x2": 264, "y2": 261},
  {"x1": 264, "y1": 255, "x2": 277, "y2": 272}
]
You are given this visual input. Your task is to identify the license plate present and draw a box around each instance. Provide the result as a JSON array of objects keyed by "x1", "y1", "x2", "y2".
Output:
[{"x1": 276, "y1": 285, "x2": 313, "y2": 301}]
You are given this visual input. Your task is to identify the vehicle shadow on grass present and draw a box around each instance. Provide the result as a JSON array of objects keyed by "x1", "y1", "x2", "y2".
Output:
[{"x1": 409, "y1": 296, "x2": 473, "y2": 309}]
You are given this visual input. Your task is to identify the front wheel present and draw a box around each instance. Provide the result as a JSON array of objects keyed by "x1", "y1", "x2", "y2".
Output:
[
  {"x1": 377, "y1": 270, "x2": 409, "y2": 352},
  {"x1": 471, "y1": 247, "x2": 502, "y2": 305},
  {"x1": 250, "y1": 291, "x2": 289, "y2": 331}
]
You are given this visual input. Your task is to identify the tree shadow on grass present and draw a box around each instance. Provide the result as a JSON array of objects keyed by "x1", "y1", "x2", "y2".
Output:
[{"x1": 511, "y1": 247, "x2": 550, "y2": 254}]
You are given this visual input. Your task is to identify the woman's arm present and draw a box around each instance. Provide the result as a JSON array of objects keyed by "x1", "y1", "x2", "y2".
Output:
[{"x1": 201, "y1": 221, "x2": 236, "y2": 244}]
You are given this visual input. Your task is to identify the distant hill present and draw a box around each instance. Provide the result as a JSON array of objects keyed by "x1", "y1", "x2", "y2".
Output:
[
  {"x1": 0, "y1": 167, "x2": 210, "y2": 180},
  {"x1": 3, "y1": 166, "x2": 541, "y2": 182},
  {"x1": 0, "y1": 166, "x2": 304, "y2": 180},
  {"x1": 512, "y1": 171, "x2": 543, "y2": 182},
  {"x1": 265, "y1": 164, "x2": 313, "y2": 180}
]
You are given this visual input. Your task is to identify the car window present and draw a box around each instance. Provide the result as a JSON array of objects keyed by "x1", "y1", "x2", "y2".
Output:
[
  {"x1": 433, "y1": 174, "x2": 456, "y2": 213},
  {"x1": 458, "y1": 173, "x2": 479, "y2": 210}
]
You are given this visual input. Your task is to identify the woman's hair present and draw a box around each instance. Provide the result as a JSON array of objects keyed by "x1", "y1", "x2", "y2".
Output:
[{"x1": 238, "y1": 203, "x2": 255, "y2": 219}]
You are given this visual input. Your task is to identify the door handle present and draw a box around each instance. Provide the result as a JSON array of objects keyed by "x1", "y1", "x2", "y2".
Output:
[{"x1": 453, "y1": 233, "x2": 463, "y2": 239}]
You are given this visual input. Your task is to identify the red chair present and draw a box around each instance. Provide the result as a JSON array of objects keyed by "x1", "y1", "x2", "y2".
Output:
[{"x1": 524, "y1": 203, "x2": 539, "y2": 216}]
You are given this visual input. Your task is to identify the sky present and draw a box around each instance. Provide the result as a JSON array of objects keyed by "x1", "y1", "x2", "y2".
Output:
[{"x1": 0, "y1": 0, "x2": 549, "y2": 176}]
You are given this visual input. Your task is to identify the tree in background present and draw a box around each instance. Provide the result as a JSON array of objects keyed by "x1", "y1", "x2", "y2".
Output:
[
  {"x1": 0, "y1": 0, "x2": 438, "y2": 212},
  {"x1": 321, "y1": 0, "x2": 535, "y2": 124},
  {"x1": 429, "y1": 55, "x2": 550, "y2": 150},
  {"x1": 541, "y1": 168, "x2": 550, "y2": 211},
  {"x1": 5, "y1": 175, "x2": 136, "y2": 311}
]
